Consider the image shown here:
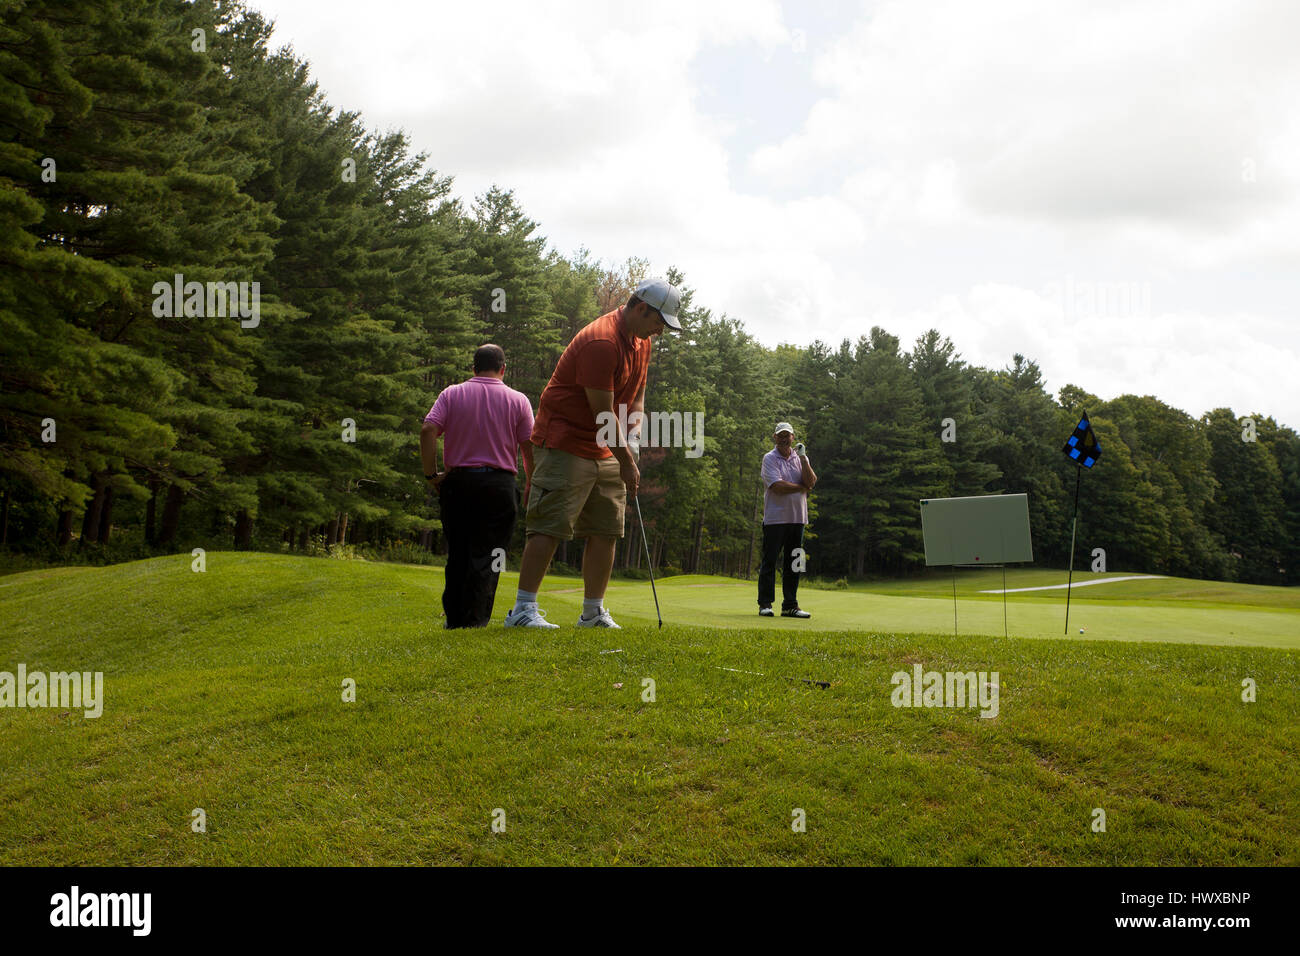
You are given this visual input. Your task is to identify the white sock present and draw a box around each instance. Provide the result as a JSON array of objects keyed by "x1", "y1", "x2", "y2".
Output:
[
  {"x1": 581, "y1": 597, "x2": 604, "y2": 619},
  {"x1": 514, "y1": 589, "x2": 538, "y2": 612}
]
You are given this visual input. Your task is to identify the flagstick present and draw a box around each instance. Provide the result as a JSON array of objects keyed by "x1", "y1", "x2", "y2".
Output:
[{"x1": 1064, "y1": 465, "x2": 1081, "y2": 635}]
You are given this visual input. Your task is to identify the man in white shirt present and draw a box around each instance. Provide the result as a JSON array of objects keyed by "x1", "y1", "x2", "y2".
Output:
[{"x1": 758, "y1": 422, "x2": 817, "y2": 618}]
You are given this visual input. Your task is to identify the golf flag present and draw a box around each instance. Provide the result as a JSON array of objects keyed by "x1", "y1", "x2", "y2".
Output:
[
  {"x1": 1062, "y1": 411, "x2": 1101, "y2": 468},
  {"x1": 1061, "y1": 411, "x2": 1100, "y2": 634}
]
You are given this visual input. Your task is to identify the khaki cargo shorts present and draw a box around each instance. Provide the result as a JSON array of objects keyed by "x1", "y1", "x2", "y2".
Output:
[{"x1": 526, "y1": 445, "x2": 626, "y2": 540}]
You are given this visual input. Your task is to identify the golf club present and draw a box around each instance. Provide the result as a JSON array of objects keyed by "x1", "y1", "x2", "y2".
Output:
[
  {"x1": 633, "y1": 492, "x2": 662, "y2": 628},
  {"x1": 716, "y1": 666, "x2": 830, "y2": 689}
]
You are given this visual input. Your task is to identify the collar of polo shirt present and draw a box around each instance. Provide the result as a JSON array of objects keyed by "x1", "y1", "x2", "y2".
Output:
[{"x1": 617, "y1": 306, "x2": 637, "y2": 345}]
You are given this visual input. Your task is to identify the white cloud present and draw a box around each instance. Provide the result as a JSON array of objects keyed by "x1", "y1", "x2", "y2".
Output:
[
  {"x1": 264, "y1": 0, "x2": 790, "y2": 180},
  {"x1": 757, "y1": 0, "x2": 1300, "y2": 236},
  {"x1": 253, "y1": 0, "x2": 1300, "y2": 426},
  {"x1": 926, "y1": 283, "x2": 1298, "y2": 422}
]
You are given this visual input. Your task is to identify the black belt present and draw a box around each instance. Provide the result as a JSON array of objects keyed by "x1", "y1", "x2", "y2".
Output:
[{"x1": 456, "y1": 466, "x2": 513, "y2": 474}]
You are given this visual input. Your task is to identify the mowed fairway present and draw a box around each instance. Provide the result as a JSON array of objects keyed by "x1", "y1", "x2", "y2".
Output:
[{"x1": 1, "y1": 554, "x2": 1297, "y2": 865}]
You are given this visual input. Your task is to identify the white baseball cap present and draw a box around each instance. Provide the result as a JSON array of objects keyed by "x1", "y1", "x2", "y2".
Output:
[
  {"x1": 774, "y1": 422, "x2": 794, "y2": 435},
  {"x1": 634, "y1": 277, "x2": 683, "y2": 330}
]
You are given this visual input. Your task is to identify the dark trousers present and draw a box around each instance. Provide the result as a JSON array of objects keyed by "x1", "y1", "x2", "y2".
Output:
[
  {"x1": 758, "y1": 522, "x2": 805, "y2": 610},
  {"x1": 438, "y1": 469, "x2": 517, "y2": 627}
]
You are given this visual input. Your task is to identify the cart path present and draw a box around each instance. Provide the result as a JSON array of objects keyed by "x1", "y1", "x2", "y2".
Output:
[{"x1": 979, "y1": 575, "x2": 1166, "y2": 594}]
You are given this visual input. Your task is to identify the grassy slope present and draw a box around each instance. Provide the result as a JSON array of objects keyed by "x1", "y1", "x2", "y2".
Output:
[{"x1": 0, "y1": 554, "x2": 1296, "y2": 865}]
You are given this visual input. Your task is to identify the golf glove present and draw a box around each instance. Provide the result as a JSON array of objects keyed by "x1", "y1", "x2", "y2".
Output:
[{"x1": 795, "y1": 442, "x2": 806, "y2": 456}]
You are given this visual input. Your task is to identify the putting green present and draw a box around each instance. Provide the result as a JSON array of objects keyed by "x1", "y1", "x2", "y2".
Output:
[{"x1": 542, "y1": 573, "x2": 1300, "y2": 650}]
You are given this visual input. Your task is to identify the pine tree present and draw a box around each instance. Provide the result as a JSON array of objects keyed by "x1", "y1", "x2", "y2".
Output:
[
  {"x1": 1099, "y1": 394, "x2": 1224, "y2": 578},
  {"x1": 1258, "y1": 420, "x2": 1300, "y2": 585},
  {"x1": 804, "y1": 331, "x2": 947, "y2": 575},
  {"x1": 978, "y1": 355, "x2": 1069, "y2": 566},
  {"x1": 909, "y1": 329, "x2": 1001, "y2": 497},
  {"x1": 464, "y1": 187, "x2": 564, "y2": 403},
  {"x1": 1203, "y1": 408, "x2": 1285, "y2": 582},
  {"x1": 1, "y1": 0, "x2": 271, "y2": 548}
]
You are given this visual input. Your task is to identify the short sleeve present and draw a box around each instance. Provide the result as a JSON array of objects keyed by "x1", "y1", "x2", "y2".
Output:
[
  {"x1": 573, "y1": 339, "x2": 619, "y2": 391},
  {"x1": 425, "y1": 391, "x2": 447, "y2": 430},
  {"x1": 514, "y1": 393, "x2": 535, "y2": 443},
  {"x1": 761, "y1": 454, "x2": 780, "y2": 488}
]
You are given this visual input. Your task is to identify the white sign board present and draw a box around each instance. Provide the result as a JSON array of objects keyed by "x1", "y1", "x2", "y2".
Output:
[{"x1": 919, "y1": 494, "x2": 1033, "y2": 566}]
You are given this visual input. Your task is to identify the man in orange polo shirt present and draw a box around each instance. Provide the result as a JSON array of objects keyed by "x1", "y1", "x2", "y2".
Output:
[{"x1": 505, "y1": 277, "x2": 682, "y2": 628}]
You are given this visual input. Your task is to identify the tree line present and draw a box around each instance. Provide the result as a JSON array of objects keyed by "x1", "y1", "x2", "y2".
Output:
[{"x1": 2, "y1": 0, "x2": 1296, "y2": 585}]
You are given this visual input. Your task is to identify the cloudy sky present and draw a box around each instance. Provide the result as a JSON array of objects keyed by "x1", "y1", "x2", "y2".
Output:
[{"x1": 253, "y1": 0, "x2": 1300, "y2": 427}]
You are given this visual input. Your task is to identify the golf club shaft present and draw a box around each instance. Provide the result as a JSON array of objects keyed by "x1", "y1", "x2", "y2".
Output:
[
  {"x1": 633, "y1": 492, "x2": 662, "y2": 627},
  {"x1": 716, "y1": 665, "x2": 829, "y2": 689}
]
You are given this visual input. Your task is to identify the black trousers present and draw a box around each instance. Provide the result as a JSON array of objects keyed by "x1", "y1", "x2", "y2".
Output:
[
  {"x1": 438, "y1": 469, "x2": 517, "y2": 628},
  {"x1": 758, "y1": 522, "x2": 805, "y2": 610}
]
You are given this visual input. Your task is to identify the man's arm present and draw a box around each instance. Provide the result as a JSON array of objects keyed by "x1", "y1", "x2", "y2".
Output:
[
  {"x1": 798, "y1": 452, "x2": 817, "y2": 489},
  {"x1": 629, "y1": 382, "x2": 646, "y2": 449},
  {"x1": 768, "y1": 479, "x2": 807, "y2": 495},
  {"x1": 585, "y1": 386, "x2": 639, "y2": 497},
  {"x1": 520, "y1": 441, "x2": 534, "y2": 499},
  {"x1": 420, "y1": 421, "x2": 445, "y2": 487},
  {"x1": 762, "y1": 454, "x2": 806, "y2": 496}
]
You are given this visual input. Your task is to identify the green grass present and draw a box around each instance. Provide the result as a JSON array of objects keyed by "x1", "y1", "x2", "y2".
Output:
[
  {"x1": 1, "y1": 553, "x2": 1296, "y2": 865},
  {"x1": 849, "y1": 567, "x2": 1300, "y2": 609},
  {"x1": 594, "y1": 568, "x2": 1300, "y2": 649}
]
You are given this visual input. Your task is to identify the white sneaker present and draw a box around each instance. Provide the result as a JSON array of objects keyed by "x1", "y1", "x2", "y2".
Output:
[
  {"x1": 576, "y1": 607, "x2": 621, "y2": 628},
  {"x1": 504, "y1": 605, "x2": 560, "y2": 628}
]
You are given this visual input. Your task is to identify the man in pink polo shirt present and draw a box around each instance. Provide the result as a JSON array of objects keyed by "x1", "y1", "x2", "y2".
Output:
[
  {"x1": 758, "y1": 422, "x2": 818, "y2": 618},
  {"x1": 420, "y1": 344, "x2": 535, "y2": 628}
]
